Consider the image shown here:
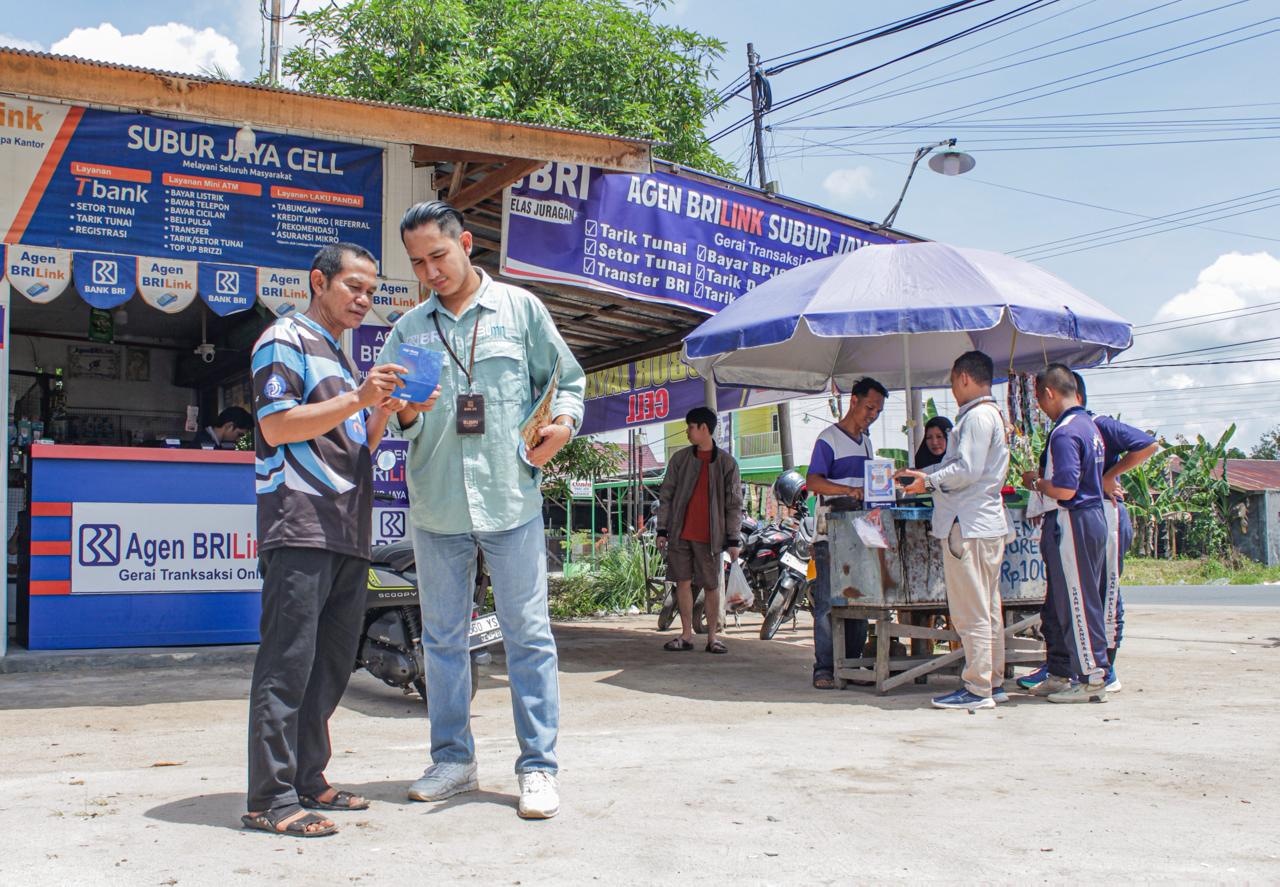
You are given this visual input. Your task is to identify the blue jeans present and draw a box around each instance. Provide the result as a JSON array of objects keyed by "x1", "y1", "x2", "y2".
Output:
[
  {"x1": 812, "y1": 540, "x2": 868, "y2": 677},
  {"x1": 411, "y1": 515, "x2": 559, "y2": 774}
]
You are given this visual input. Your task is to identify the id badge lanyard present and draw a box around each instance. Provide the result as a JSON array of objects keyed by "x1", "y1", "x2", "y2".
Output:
[{"x1": 434, "y1": 310, "x2": 485, "y2": 434}]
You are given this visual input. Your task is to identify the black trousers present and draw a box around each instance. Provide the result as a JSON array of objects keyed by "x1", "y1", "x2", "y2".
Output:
[{"x1": 247, "y1": 546, "x2": 368, "y2": 812}]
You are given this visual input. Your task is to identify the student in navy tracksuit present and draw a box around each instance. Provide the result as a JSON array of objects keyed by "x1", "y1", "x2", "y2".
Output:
[
  {"x1": 1020, "y1": 365, "x2": 1110, "y2": 703},
  {"x1": 1073, "y1": 373, "x2": 1158, "y2": 690}
]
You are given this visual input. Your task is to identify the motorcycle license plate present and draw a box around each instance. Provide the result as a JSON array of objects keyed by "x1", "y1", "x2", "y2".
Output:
[
  {"x1": 469, "y1": 613, "x2": 503, "y2": 650},
  {"x1": 780, "y1": 551, "x2": 807, "y2": 574}
]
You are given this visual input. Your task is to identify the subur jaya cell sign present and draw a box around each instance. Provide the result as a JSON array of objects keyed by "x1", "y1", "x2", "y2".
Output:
[{"x1": 500, "y1": 163, "x2": 902, "y2": 315}]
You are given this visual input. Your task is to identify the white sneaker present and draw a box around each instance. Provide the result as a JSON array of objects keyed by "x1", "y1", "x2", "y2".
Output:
[
  {"x1": 517, "y1": 770, "x2": 559, "y2": 820},
  {"x1": 1047, "y1": 680, "x2": 1108, "y2": 704},
  {"x1": 407, "y1": 761, "x2": 478, "y2": 802}
]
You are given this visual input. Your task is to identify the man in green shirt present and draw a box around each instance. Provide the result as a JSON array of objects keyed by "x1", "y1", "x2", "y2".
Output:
[{"x1": 377, "y1": 202, "x2": 584, "y2": 820}]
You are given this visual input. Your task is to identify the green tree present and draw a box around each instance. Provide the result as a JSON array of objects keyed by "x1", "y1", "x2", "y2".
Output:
[
  {"x1": 540, "y1": 437, "x2": 624, "y2": 500},
  {"x1": 1249, "y1": 425, "x2": 1280, "y2": 459},
  {"x1": 284, "y1": 0, "x2": 733, "y2": 173}
]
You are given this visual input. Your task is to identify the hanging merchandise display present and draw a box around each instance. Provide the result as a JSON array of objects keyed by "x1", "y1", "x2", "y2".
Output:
[
  {"x1": 71, "y1": 251, "x2": 137, "y2": 309},
  {"x1": 6, "y1": 244, "x2": 73, "y2": 304},
  {"x1": 136, "y1": 256, "x2": 198, "y2": 314},
  {"x1": 256, "y1": 267, "x2": 310, "y2": 318},
  {"x1": 196, "y1": 262, "x2": 255, "y2": 316}
]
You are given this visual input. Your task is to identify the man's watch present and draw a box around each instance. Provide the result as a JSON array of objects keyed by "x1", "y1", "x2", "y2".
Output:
[{"x1": 554, "y1": 416, "x2": 576, "y2": 431}]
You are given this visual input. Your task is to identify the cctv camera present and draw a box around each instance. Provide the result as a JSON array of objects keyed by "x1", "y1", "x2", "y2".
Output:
[{"x1": 194, "y1": 343, "x2": 216, "y2": 364}]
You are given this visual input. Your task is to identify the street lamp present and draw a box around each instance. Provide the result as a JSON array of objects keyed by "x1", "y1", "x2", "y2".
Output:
[{"x1": 872, "y1": 138, "x2": 975, "y2": 230}]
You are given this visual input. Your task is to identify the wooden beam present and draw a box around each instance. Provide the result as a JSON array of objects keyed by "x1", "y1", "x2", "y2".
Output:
[
  {"x1": 451, "y1": 159, "x2": 543, "y2": 211},
  {"x1": 412, "y1": 145, "x2": 517, "y2": 165},
  {"x1": 579, "y1": 330, "x2": 690, "y2": 372},
  {"x1": 1, "y1": 50, "x2": 653, "y2": 172},
  {"x1": 447, "y1": 162, "x2": 468, "y2": 199}
]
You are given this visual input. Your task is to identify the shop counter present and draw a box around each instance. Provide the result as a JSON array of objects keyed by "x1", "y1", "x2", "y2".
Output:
[
  {"x1": 825, "y1": 506, "x2": 1046, "y2": 694},
  {"x1": 21, "y1": 445, "x2": 260, "y2": 649}
]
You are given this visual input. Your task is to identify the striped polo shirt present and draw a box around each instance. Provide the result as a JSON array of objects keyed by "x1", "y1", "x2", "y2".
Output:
[{"x1": 251, "y1": 313, "x2": 372, "y2": 559}]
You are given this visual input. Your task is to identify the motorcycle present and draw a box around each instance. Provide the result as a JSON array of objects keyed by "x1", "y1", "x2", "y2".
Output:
[
  {"x1": 357, "y1": 538, "x2": 504, "y2": 706},
  {"x1": 759, "y1": 507, "x2": 815, "y2": 641}
]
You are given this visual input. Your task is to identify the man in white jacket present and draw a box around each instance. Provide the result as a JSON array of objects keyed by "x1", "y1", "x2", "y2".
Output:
[{"x1": 897, "y1": 351, "x2": 1010, "y2": 711}]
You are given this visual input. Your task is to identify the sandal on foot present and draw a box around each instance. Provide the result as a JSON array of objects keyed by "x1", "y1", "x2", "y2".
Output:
[
  {"x1": 813, "y1": 674, "x2": 836, "y2": 690},
  {"x1": 299, "y1": 789, "x2": 369, "y2": 811},
  {"x1": 706, "y1": 639, "x2": 727, "y2": 654},
  {"x1": 663, "y1": 638, "x2": 695, "y2": 652},
  {"x1": 241, "y1": 806, "x2": 337, "y2": 838}
]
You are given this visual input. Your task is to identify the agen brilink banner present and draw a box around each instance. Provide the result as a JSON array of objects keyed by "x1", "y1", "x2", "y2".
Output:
[{"x1": 501, "y1": 163, "x2": 902, "y2": 316}]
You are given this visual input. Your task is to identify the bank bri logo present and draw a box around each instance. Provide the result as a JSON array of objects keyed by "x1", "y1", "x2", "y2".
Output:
[{"x1": 79, "y1": 524, "x2": 121, "y2": 566}]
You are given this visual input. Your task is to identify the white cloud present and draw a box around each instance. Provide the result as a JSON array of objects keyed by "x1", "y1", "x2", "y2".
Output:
[
  {"x1": 51, "y1": 22, "x2": 243, "y2": 79},
  {"x1": 821, "y1": 166, "x2": 875, "y2": 206},
  {"x1": 0, "y1": 33, "x2": 43, "y2": 51},
  {"x1": 1082, "y1": 251, "x2": 1280, "y2": 450}
]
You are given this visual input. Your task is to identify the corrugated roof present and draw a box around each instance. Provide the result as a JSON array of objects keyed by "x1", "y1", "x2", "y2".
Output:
[
  {"x1": 1222, "y1": 459, "x2": 1280, "y2": 492},
  {"x1": 1173, "y1": 457, "x2": 1280, "y2": 492},
  {"x1": 0, "y1": 47, "x2": 656, "y2": 146}
]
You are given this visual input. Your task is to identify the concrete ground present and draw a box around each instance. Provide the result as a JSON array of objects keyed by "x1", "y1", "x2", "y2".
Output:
[{"x1": 1, "y1": 604, "x2": 1277, "y2": 885}]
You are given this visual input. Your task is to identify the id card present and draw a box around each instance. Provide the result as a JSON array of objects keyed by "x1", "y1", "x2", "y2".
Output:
[{"x1": 456, "y1": 393, "x2": 485, "y2": 434}]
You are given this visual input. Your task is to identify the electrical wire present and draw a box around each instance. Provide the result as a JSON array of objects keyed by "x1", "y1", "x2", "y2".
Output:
[
  {"x1": 767, "y1": 0, "x2": 1104, "y2": 129},
  {"x1": 1010, "y1": 187, "x2": 1280, "y2": 257},
  {"x1": 771, "y1": 0, "x2": 1207, "y2": 129},
  {"x1": 765, "y1": 0, "x2": 1001, "y2": 75},
  {"x1": 796, "y1": 16, "x2": 1280, "y2": 155},
  {"x1": 708, "y1": 0, "x2": 1061, "y2": 144}
]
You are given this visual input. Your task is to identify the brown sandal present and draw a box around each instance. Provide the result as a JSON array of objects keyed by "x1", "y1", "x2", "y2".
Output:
[
  {"x1": 706, "y1": 639, "x2": 727, "y2": 654},
  {"x1": 241, "y1": 806, "x2": 337, "y2": 837},
  {"x1": 663, "y1": 638, "x2": 694, "y2": 652}
]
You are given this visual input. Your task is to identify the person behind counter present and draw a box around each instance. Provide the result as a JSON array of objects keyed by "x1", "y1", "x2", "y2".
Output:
[
  {"x1": 656, "y1": 406, "x2": 744, "y2": 656},
  {"x1": 243, "y1": 243, "x2": 427, "y2": 839},
  {"x1": 195, "y1": 406, "x2": 252, "y2": 449},
  {"x1": 896, "y1": 352, "x2": 1010, "y2": 711},
  {"x1": 805, "y1": 376, "x2": 888, "y2": 690},
  {"x1": 1020, "y1": 364, "x2": 1110, "y2": 704},
  {"x1": 378, "y1": 200, "x2": 584, "y2": 821},
  {"x1": 914, "y1": 416, "x2": 953, "y2": 469}
]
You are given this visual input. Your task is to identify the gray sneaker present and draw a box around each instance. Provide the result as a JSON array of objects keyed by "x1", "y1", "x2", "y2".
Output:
[
  {"x1": 407, "y1": 762, "x2": 478, "y2": 802},
  {"x1": 1031, "y1": 674, "x2": 1072, "y2": 697},
  {"x1": 1047, "y1": 680, "x2": 1108, "y2": 704}
]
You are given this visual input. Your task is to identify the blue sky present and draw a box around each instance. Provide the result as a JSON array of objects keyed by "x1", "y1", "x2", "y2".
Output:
[{"x1": 3, "y1": 0, "x2": 1279, "y2": 447}]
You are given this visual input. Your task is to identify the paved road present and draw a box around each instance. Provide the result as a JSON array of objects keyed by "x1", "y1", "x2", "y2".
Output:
[{"x1": 1122, "y1": 584, "x2": 1280, "y2": 606}]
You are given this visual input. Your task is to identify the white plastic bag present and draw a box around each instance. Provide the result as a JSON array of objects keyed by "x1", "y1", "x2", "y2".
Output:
[{"x1": 724, "y1": 560, "x2": 754, "y2": 609}]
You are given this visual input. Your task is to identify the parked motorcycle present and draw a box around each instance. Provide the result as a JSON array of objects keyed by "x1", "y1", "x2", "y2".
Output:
[
  {"x1": 357, "y1": 539, "x2": 503, "y2": 706},
  {"x1": 758, "y1": 470, "x2": 815, "y2": 640}
]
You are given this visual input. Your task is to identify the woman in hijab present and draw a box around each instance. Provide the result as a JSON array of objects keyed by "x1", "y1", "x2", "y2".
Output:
[{"x1": 914, "y1": 416, "x2": 953, "y2": 469}]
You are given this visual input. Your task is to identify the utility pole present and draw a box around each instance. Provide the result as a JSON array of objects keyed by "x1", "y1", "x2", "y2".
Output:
[
  {"x1": 268, "y1": 0, "x2": 283, "y2": 86},
  {"x1": 747, "y1": 42, "x2": 795, "y2": 470}
]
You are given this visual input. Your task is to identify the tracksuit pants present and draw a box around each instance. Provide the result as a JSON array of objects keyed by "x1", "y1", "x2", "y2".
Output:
[
  {"x1": 1103, "y1": 499, "x2": 1132, "y2": 656},
  {"x1": 1040, "y1": 508, "x2": 1110, "y2": 683}
]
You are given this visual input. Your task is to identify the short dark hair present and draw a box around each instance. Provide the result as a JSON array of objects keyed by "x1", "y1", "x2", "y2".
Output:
[
  {"x1": 1072, "y1": 371, "x2": 1088, "y2": 407},
  {"x1": 1036, "y1": 363, "x2": 1077, "y2": 397},
  {"x1": 850, "y1": 377, "x2": 889, "y2": 399},
  {"x1": 400, "y1": 200, "x2": 466, "y2": 240},
  {"x1": 215, "y1": 406, "x2": 252, "y2": 430},
  {"x1": 686, "y1": 406, "x2": 717, "y2": 433},
  {"x1": 952, "y1": 350, "x2": 993, "y2": 385},
  {"x1": 310, "y1": 242, "x2": 376, "y2": 296}
]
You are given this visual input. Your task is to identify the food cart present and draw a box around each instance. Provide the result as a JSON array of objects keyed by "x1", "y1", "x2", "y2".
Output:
[{"x1": 826, "y1": 504, "x2": 1045, "y2": 694}]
